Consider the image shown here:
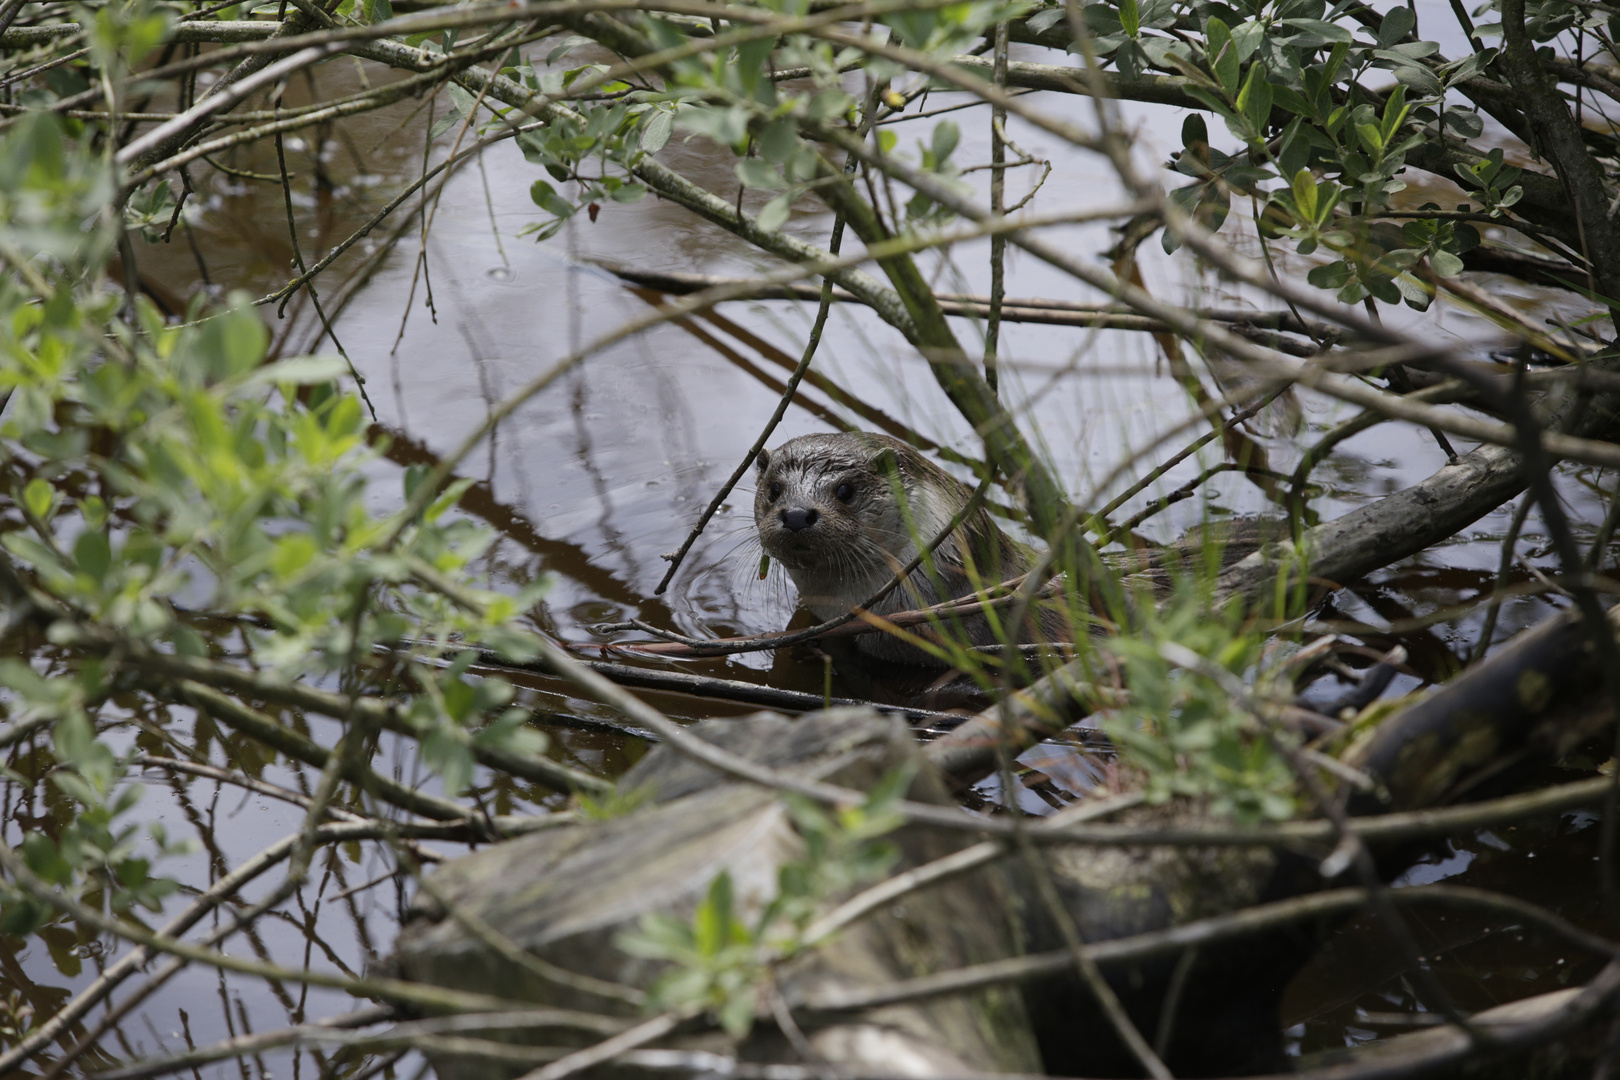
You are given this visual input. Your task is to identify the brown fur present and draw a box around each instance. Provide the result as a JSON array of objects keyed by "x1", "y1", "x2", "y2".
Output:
[{"x1": 754, "y1": 432, "x2": 1067, "y2": 665}]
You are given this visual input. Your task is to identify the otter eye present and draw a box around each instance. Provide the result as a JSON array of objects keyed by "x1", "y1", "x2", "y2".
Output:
[
  {"x1": 834, "y1": 482, "x2": 855, "y2": 503},
  {"x1": 768, "y1": 481, "x2": 783, "y2": 501}
]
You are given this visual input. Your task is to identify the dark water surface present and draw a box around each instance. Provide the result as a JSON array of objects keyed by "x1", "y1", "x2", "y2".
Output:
[{"x1": 2, "y1": 16, "x2": 1616, "y2": 1079}]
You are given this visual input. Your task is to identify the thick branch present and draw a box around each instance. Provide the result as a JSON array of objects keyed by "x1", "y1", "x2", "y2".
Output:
[
  {"x1": 1499, "y1": 0, "x2": 1620, "y2": 300},
  {"x1": 928, "y1": 362, "x2": 1620, "y2": 779}
]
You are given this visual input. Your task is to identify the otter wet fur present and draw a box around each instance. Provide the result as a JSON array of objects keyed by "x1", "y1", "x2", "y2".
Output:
[{"x1": 753, "y1": 431, "x2": 1067, "y2": 665}]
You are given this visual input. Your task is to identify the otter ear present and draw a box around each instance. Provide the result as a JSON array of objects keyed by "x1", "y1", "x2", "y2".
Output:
[{"x1": 755, "y1": 447, "x2": 771, "y2": 471}]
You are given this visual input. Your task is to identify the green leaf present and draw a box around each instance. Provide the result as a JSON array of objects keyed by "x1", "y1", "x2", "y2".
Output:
[
  {"x1": 23, "y1": 834, "x2": 71, "y2": 885},
  {"x1": 1442, "y1": 106, "x2": 1483, "y2": 139},
  {"x1": 1119, "y1": 0, "x2": 1140, "y2": 36},
  {"x1": 1236, "y1": 63, "x2": 1273, "y2": 139},
  {"x1": 445, "y1": 84, "x2": 476, "y2": 122},
  {"x1": 641, "y1": 109, "x2": 673, "y2": 154},
  {"x1": 617, "y1": 913, "x2": 692, "y2": 959},
  {"x1": 1380, "y1": 84, "x2": 1409, "y2": 142},
  {"x1": 1025, "y1": 7, "x2": 1066, "y2": 33},
  {"x1": 1274, "y1": 118, "x2": 1307, "y2": 180},
  {"x1": 216, "y1": 297, "x2": 270, "y2": 377},
  {"x1": 529, "y1": 180, "x2": 574, "y2": 218},
  {"x1": 805, "y1": 88, "x2": 853, "y2": 121},
  {"x1": 0, "y1": 897, "x2": 48, "y2": 937},
  {"x1": 427, "y1": 106, "x2": 462, "y2": 143},
  {"x1": 473, "y1": 709, "x2": 547, "y2": 756},
  {"x1": 23, "y1": 478, "x2": 54, "y2": 523},
  {"x1": 1395, "y1": 272, "x2": 1433, "y2": 310},
  {"x1": 1270, "y1": 84, "x2": 1313, "y2": 118},
  {"x1": 787, "y1": 144, "x2": 819, "y2": 183},
  {"x1": 757, "y1": 191, "x2": 794, "y2": 232},
  {"x1": 735, "y1": 158, "x2": 786, "y2": 190},
  {"x1": 694, "y1": 871, "x2": 735, "y2": 955},
  {"x1": 1182, "y1": 112, "x2": 1208, "y2": 148},
  {"x1": 52, "y1": 711, "x2": 99, "y2": 776},
  {"x1": 1291, "y1": 168, "x2": 1317, "y2": 221},
  {"x1": 365, "y1": 0, "x2": 393, "y2": 22},
  {"x1": 1378, "y1": 4, "x2": 1416, "y2": 46},
  {"x1": 74, "y1": 531, "x2": 111, "y2": 584},
  {"x1": 123, "y1": 12, "x2": 174, "y2": 67},
  {"x1": 52, "y1": 771, "x2": 101, "y2": 808},
  {"x1": 1389, "y1": 62, "x2": 1442, "y2": 96},
  {"x1": 718, "y1": 993, "x2": 755, "y2": 1038},
  {"x1": 758, "y1": 119, "x2": 797, "y2": 164},
  {"x1": 426, "y1": 476, "x2": 476, "y2": 523},
  {"x1": 1365, "y1": 274, "x2": 1402, "y2": 304},
  {"x1": 423, "y1": 728, "x2": 474, "y2": 797},
  {"x1": 1230, "y1": 19, "x2": 1264, "y2": 61},
  {"x1": 677, "y1": 105, "x2": 750, "y2": 146},
  {"x1": 545, "y1": 34, "x2": 593, "y2": 65},
  {"x1": 270, "y1": 533, "x2": 317, "y2": 579},
  {"x1": 3, "y1": 532, "x2": 66, "y2": 578},
  {"x1": 1311, "y1": 181, "x2": 1341, "y2": 225},
  {"x1": 1430, "y1": 249, "x2": 1464, "y2": 276},
  {"x1": 242, "y1": 356, "x2": 348, "y2": 387},
  {"x1": 1206, "y1": 17, "x2": 1240, "y2": 96},
  {"x1": 930, "y1": 120, "x2": 960, "y2": 165},
  {"x1": 734, "y1": 37, "x2": 775, "y2": 97},
  {"x1": 1183, "y1": 86, "x2": 1241, "y2": 131},
  {"x1": 1307, "y1": 261, "x2": 1352, "y2": 288},
  {"x1": 1277, "y1": 18, "x2": 1355, "y2": 43}
]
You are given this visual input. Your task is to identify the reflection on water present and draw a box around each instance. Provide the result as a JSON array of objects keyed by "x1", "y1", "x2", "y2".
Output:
[
  {"x1": 4, "y1": 12, "x2": 1617, "y2": 1080},
  {"x1": 1284, "y1": 782, "x2": 1619, "y2": 1057}
]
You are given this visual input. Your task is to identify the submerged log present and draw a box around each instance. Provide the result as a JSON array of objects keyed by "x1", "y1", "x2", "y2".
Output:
[
  {"x1": 1023, "y1": 598, "x2": 1620, "y2": 1077},
  {"x1": 1342, "y1": 601, "x2": 1620, "y2": 813},
  {"x1": 1014, "y1": 805, "x2": 1318, "y2": 1077},
  {"x1": 386, "y1": 708, "x2": 1042, "y2": 1080}
]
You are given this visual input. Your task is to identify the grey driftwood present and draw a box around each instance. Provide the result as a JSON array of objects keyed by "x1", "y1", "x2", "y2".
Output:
[{"x1": 386, "y1": 708, "x2": 1041, "y2": 1080}]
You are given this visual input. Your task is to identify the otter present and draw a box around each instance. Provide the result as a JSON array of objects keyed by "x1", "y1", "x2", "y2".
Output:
[{"x1": 753, "y1": 431, "x2": 1065, "y2": 665}]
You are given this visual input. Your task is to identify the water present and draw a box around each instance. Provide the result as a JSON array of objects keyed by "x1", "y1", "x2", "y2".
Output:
[{"x1": 2, "y1": 16, "x2": 1615, "y2": 1079}]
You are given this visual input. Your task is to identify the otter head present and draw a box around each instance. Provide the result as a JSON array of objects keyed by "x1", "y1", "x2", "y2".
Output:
[
  {"x1": 752, "y1": 432, "x2": 1043, "y2": 662},
  {"x1": 752, "y1": 433, "x2": 919, "y2": 583}
]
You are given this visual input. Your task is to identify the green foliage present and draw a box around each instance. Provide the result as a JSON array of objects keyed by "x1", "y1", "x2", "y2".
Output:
[
  {"x1": 1453, "y1": 148, "x2": 1525, "y2": 218},
  {"x1": 1100, "y1": 591, "x2": 1298, "y2": 823},
  {"x1": 122, "y1": 180, "x2": 178, "y2": 244},
  {"x1": 617, "y1": 871, "x2": 763, "y2": 1036},
  {"x1": 1050, "y1": 0, "x2": 1509, "y2": 310},
  {"x1": 615, "y1": 768, "x2": 909, "y2": 1035},
  {"x1": 769, "y1": 764, "x2": 910, "y2": 936},
  {"x1": 495, "y1": 0, "x2": 1542, "y2": 320},
  {"x1": 577, "y1": 781, "x2": 657, "y2": 821},
  {"x1": 0, "y1": 75, "x2": 552, "y2": 936},
  {"x1": 0, "y1": 990, "x2": 35, "y2": 1045},
  {"x1": 511, "y1": 0, "x2": 1019, "y2": 241},
  {"x1": 84, "y1": 1, "x2": 173, "y2": 86},
  {"x1": 0, "y1": 660, "x2": 190, "y2": 934}
]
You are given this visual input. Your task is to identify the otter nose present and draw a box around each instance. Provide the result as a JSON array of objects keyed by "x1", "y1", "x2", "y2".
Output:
[{"x1": 780, "y1": 506, "x2": 819, "y2": 532}]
